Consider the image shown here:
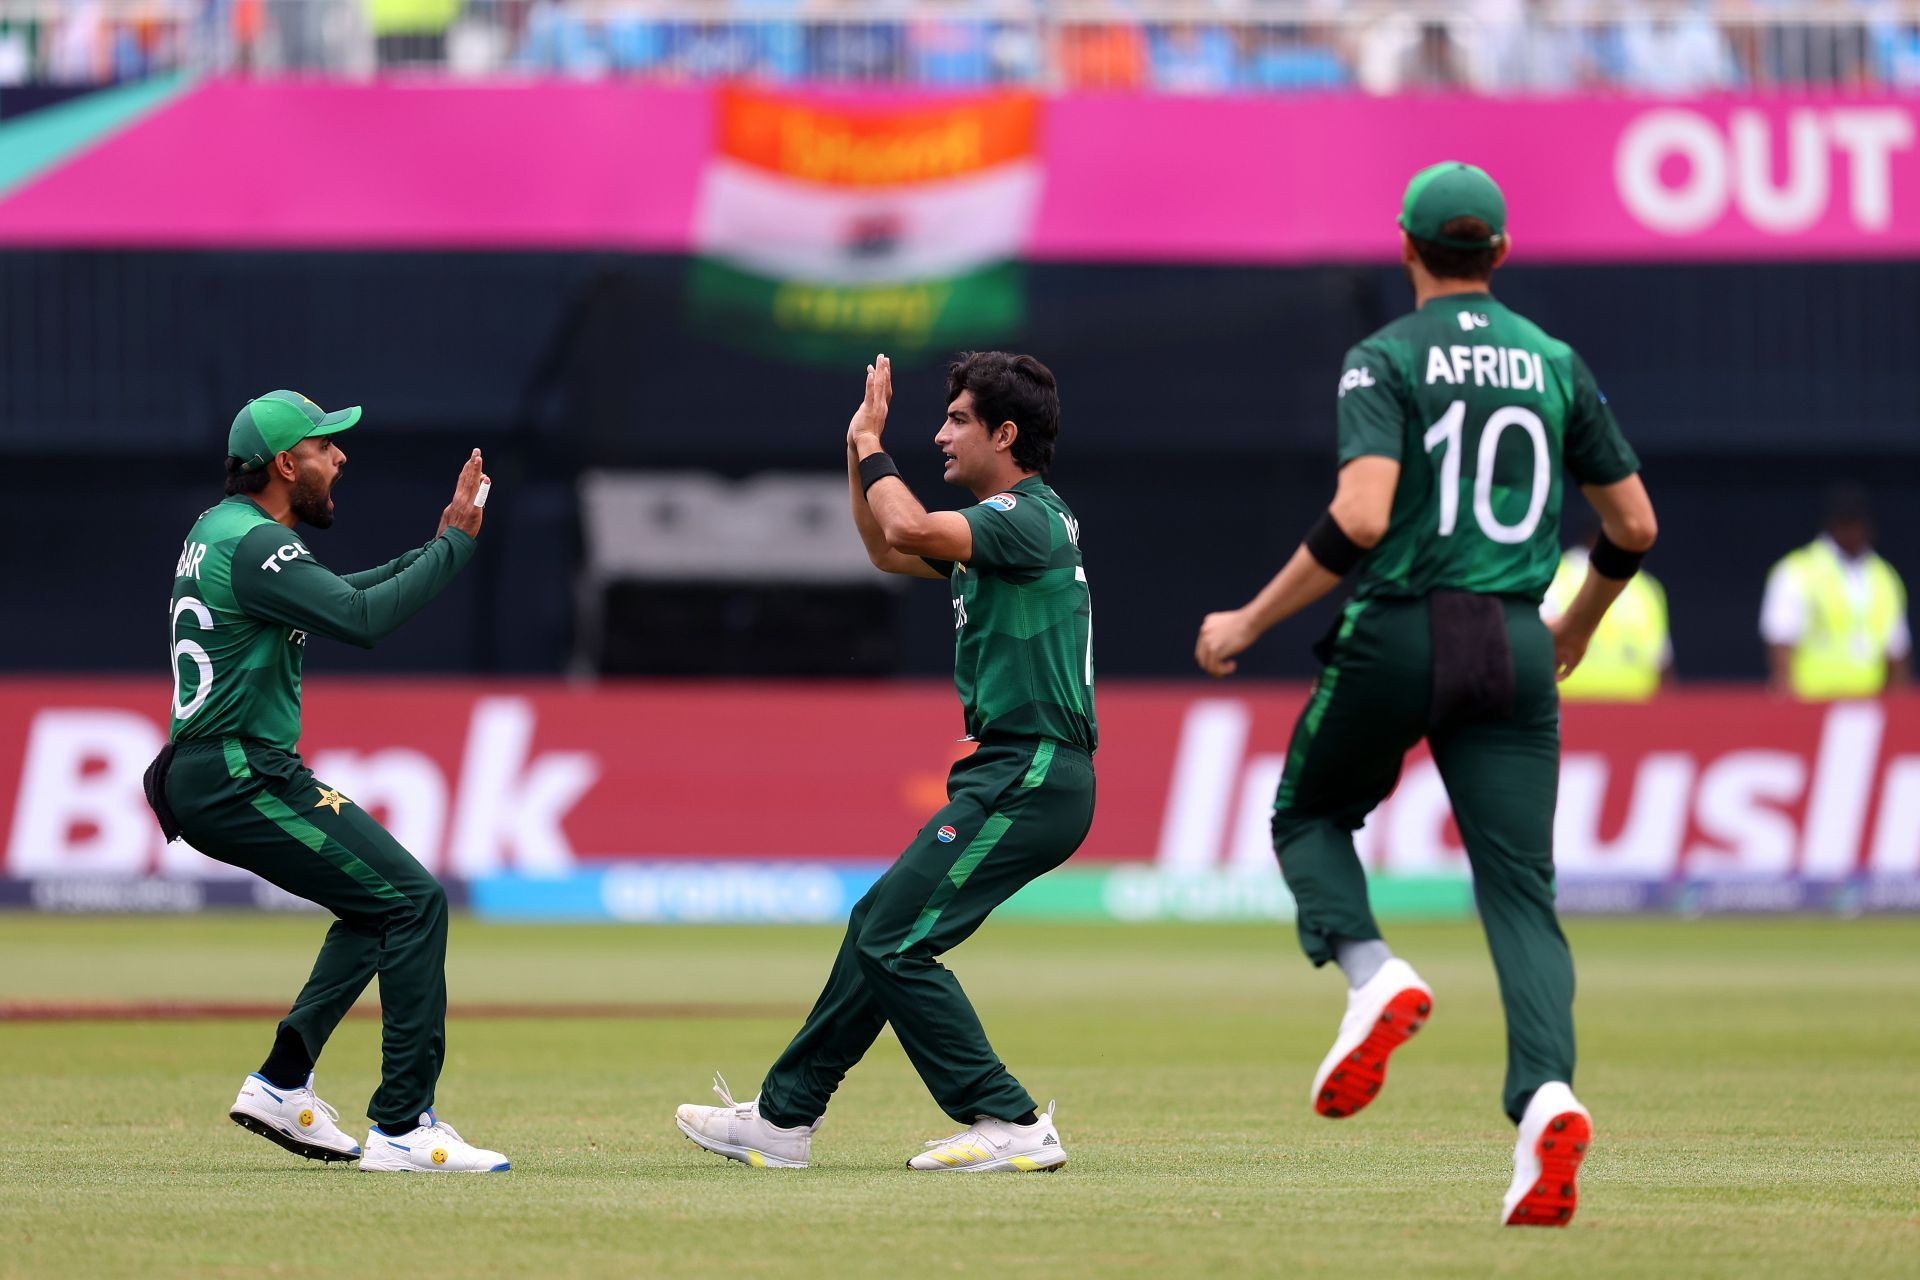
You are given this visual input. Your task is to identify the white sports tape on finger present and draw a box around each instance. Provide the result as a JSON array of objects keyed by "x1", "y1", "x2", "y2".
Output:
[{"x1": 475, "y1": 479, "x2": 491, "y2": 509}]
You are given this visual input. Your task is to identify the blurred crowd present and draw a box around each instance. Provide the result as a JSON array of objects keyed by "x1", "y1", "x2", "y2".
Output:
[{"x1": 4, "y1": 0, "x2": 1920, "y2": 93}]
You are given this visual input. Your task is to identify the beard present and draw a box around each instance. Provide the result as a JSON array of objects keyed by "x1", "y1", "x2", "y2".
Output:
[{"x1": 289, "y1": 468, "x2": 335, "y2": 529}]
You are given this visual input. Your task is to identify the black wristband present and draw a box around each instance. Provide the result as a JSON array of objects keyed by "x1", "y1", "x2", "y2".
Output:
[
  {"x1": 1304, "y1": 509, "x2": 1366, "y2": 576},
  {"x1": 858, "y1": 451, "x2": 902, "y2": 494},
  {"x1": 1588, "y1": 531, "x2": 1645, "y2": 581}
]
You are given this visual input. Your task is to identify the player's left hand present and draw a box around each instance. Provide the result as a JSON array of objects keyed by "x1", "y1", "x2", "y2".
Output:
[
  {"x1": 847, "y1": 354, "x2": 892, "y2": 450},
  {"x1": 1196, "y1": 609, "x2": 1257, "y2": 678},
  {"x1": 1547, "y1": 613, "x2": 1590, "y2": 682}
]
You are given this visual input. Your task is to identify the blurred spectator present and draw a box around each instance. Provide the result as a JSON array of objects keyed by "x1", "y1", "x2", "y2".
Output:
[
  {"x1": 910, "y1": 4, "x2": 992, "y2": 86},
  {"x1": 1616, "y1": 0, "x2": 1740, "y2": 93},
  {"x1": 1354, "y1": 12, "x2": 1469, "y2": 94},
  {"x1": 1149, "y1": 23, "x2": 1238, "y2": 93},
  {"x1": 1868, "y1": 0, "x2": 1920, "y2": 87},
  {"x1": 48, "y1": 1, "x2": 108, "y2": 83},
  {"x1": 370, "y1": 0, "x2": 466, "y2": 68},
  {"x1": 1762, "y1": 487, "x2": 1912, "y2": 699},
  {"x1": 807, "y1": 3, "x2": 906, "y2": 83},
  {"x1": 1243, "y1": 23, "x2": 1350, "y2": 90},
  {"x1": 1056, "y1": 16, "x2": 1150, "y2": 90},
  {"x1": 1450, "y1": 0, "x2": 1526, "y2": 93},
  {"x1": 1739, "y1": 0, "x2": 1874, "y2": 89},
  {"x1": 1489, "y1": 0, "x2": 1611, "y2": 93}
]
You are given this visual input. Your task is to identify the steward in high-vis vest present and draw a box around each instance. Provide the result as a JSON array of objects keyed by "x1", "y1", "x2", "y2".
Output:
[
  {"x1": 1542, "y1": 545, "x2": 1670, "y2": 700},
  {"x1": 1762, "y1": 489, "x2": 1911, "y2": 700}
]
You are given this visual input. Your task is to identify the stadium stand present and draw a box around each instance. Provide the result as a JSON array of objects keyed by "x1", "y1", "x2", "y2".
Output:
[{"x1": 2, "y1": 1, "x2": 1919, "y2": 93}]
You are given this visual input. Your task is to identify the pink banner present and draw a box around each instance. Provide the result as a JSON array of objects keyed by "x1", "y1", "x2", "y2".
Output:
[
  {"x1": 2, "y1": 82, "x2": 1917, "y2": 259},
  {"x1": 4, "y1": 680, "x2": 1920, "y2": 881}
]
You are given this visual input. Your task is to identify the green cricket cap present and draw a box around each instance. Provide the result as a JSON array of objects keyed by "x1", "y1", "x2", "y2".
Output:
[
  {"x1": 228, "y1": 390, "x2": 361, "y2": 472},
  {"x1": 1398, "y1": 161, "x2": 1507, "y2": 249}
]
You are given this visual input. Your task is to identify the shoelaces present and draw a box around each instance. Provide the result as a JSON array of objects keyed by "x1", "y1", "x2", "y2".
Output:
[{"x1": 710, "y1": 1072, "x2": 755, "y2": 1114}]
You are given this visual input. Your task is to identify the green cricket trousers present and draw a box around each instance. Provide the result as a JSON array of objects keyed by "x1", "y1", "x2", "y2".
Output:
[
  {"x1": 1270, "y1": 592, "x2": 1572, "y2": 1123},
  {"x1": 759, "y1": 737, "x2": 1095, "y2": 1129},
  {"x1": 162, "y1": 736, "x2": 448, "y2": 1130}
]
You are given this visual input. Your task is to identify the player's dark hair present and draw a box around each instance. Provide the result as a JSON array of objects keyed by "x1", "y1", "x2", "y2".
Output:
[
  {"x1": 946, "y1": 351, "x2": 1060, "y2": 475},
  {"x1": 1410, "y1": 217, "x2": 1501, "y2": 283},
  {"x1": 224, "y1": 456, "x2": 270, "y2": 496}
]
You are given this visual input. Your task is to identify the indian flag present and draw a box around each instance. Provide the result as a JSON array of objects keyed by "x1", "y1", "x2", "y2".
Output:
[{"x1": 689, "y1": 89, "x2": 1040, "y2": 366}]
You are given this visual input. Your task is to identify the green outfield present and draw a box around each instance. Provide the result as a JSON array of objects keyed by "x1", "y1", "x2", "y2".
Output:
[{"x1": 1, "y1": 915, "x2": 1915, "y2": 1278}]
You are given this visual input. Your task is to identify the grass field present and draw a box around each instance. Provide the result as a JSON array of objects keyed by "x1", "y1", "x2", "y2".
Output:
[{"x1": 1, "y1": 914, "x2": 1916, "y2": 1278}]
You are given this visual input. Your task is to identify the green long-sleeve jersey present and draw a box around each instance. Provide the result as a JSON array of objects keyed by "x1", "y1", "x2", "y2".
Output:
[
  {"x1": 1335, "y1": 292, "x2": 1640, "y2": 603},
  {"x1": 166, "y1": 495, "x2": 475, "y2": 752}
]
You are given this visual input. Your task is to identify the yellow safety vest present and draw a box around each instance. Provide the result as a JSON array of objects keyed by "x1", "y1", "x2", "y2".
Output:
[
  {"x1": 368, "y1": 0, "x2": 462, "y2": 37},
  {"x1": 1544, "y1": 551, "x2": 1668, "y2": 701},
  {"x1": 1775, "y1": 540, "x2": 1908, "y2": 700}
]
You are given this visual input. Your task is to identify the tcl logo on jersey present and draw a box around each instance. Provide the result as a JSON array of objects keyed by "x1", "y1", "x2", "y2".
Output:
[
  {"x1": 1336, "y1": 367, "x2": 1376, "y2": 398},
  {"x1": 259, "y1": 542, "x2": 310, "y2": 573}
]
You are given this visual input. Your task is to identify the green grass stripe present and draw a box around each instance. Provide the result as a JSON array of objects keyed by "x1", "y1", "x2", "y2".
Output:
[
  {"x1": 248, "y1": 791, "x2": 407, "y2": 903},
  {"x1": 893, "y1": 814, "x2": 1014, "y2": 954},
  {"x1": 221, "y1": 737, "x2": 251, "y2": 780},
  {"x1": 1020, "y1": 740, "x2": 1056, "y2": 789},
  {"x1": 1275, "y1": 600, "x2": 1368, "y2": 809},
  {"x1": 0, "y1": 74, "x2": 193, "y2": 200}
]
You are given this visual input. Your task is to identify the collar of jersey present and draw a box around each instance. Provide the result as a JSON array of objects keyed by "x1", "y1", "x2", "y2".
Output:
[{"x1": 1418, "y1": 291, "x2": 1496, "y2": 311}]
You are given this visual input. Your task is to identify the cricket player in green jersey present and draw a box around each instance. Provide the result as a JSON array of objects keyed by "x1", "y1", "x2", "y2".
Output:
[
  {"x1": 145, "y1": 390, "x2": 510, "y2": 1174},
  {"x1": 677, "y1": 351, "x2": 1095, "y2": 1173},
  {"x1": 1195, "y1": 164, "x2": 1659, "y2": 1226}
]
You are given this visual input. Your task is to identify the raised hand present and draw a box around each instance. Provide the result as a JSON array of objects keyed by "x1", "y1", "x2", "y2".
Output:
[
  {"x1": 847, "y1": 353, "x2": 893, "y2": 450},
  {"x1": 437, "y1": 449, "x2": 488, "y2": 539}
]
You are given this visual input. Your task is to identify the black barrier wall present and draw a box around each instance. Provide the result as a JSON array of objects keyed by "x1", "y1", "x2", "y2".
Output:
[{"x1": 4, "y1": 252, "x2": 1916, "y2": 679}]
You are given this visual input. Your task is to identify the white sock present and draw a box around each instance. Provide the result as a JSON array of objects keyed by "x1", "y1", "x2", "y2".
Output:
[{"x1": 1334, "y1": 937, "x2": 1393, "y2": 990}]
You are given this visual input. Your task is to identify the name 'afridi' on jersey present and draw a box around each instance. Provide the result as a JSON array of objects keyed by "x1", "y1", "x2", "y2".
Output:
[
  {"x1": 925, "y1": 475, "x2": 1096, "y2": 752},
  {"x1": 1335, "y1": 292, "x2": 1639, "y2": 603},
  {"x1": 168, "y1": 495, "x2": 476, "y2": 753}
]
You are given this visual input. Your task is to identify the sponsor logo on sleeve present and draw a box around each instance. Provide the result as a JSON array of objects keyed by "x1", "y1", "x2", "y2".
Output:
[
  {"x1": 1337, "y1": 367, "x2": 1377, "y2": 398},
  {"x1": 258, "y1": 541, "x2": 310, "y2": 573},
  {"x1": 936, "y1": 825, "x2": 958, "y2": 843},
  {"x1": 980, "y1": 493, "x2": 1018, "y2": 512}
]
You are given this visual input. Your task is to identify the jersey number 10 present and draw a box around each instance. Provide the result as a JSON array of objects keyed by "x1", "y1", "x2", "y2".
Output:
[{"x1": 1422, "y1": 400, "x2": 1551, "y2": 545}]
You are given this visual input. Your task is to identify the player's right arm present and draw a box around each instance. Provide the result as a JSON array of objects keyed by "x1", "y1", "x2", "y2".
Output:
[
  {"x1": 847, "y1": 440, "x2": 943, "y2": 579},
  {"x1": 1196, "y1": 336, "x2": 1404, "y2": 678}
]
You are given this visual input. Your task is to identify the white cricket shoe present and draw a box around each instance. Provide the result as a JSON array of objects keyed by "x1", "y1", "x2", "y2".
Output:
[
  {"x1": 675, "y1": 1073, "x2": 816, "y2": 1169},
  {"x1": 1310, "y1": 957, "x2": 1434, "y2": 1119},
  {"x1": 229, "y1": 1072, "x2": 361, "y2": 1163},
  {"x1": 1502, "y1": 1081, "x2": 1592, "y2": 1227},
  {"x1": 357, "y1": 1111, "x2": 510, "y2": 1173},
  {"x1": 907, "y1": 1101, "x2": 1067, "y2": 1173}
]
